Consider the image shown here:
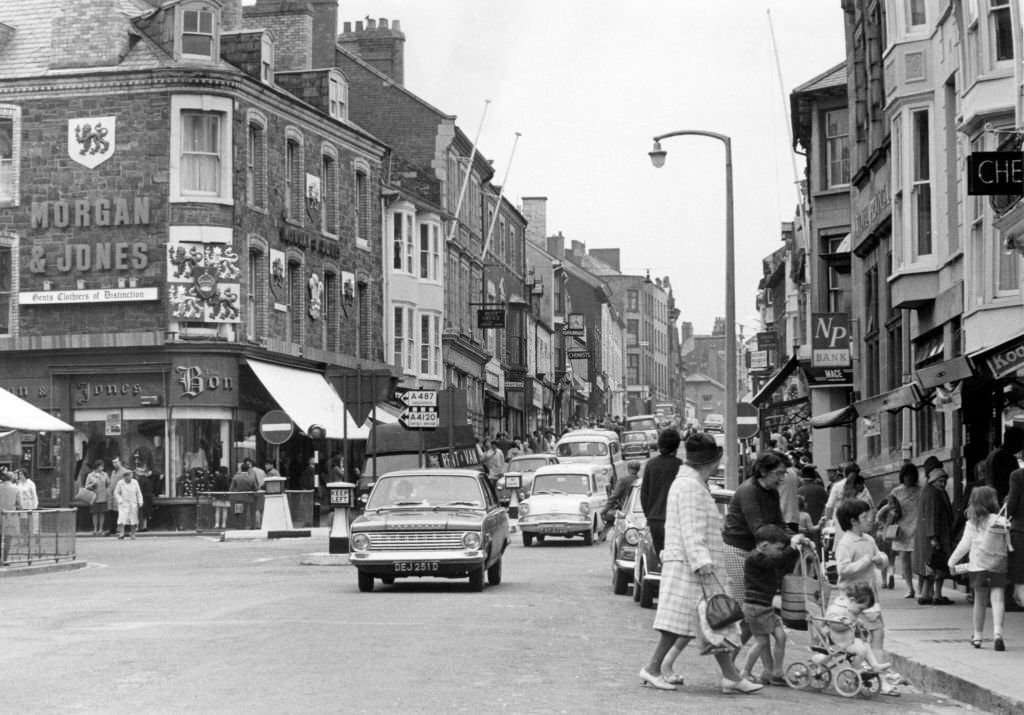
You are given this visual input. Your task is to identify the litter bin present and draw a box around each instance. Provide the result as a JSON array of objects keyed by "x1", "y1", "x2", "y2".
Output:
[{"x1": 326, "y1": 481, "x2": 355, "y2": 553}]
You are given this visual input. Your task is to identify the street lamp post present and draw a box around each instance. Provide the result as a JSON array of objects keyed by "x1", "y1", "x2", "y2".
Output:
[{"x1": 649, "y1": 130, "x2": 737, "y2": 489}]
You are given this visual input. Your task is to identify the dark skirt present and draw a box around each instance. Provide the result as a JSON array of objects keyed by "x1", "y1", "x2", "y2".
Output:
[{"x1": 1009, "y1": 531, "x2": 1024, "y2": 584}]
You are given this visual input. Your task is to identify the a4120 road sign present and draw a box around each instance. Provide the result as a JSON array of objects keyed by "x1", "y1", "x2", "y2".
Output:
[{"x1": 398, "y1": 406, "x2": 439, "y2": 430}]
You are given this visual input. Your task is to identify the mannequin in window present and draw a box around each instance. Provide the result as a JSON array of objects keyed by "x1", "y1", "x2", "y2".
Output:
[{"x1": 184, "y1": 440, "x2": 209, "y2": 472}]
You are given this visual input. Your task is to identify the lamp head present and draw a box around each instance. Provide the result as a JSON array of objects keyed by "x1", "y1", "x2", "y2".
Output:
[{"x1": 649, "y1": 140, "x2": 667, "y2": 168}]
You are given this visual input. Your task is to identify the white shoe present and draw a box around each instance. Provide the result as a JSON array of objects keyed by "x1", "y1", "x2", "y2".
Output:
[
  {"x1": 639, "y1": 668, "x2": 677, "y2": 690},
  {"x1": 721, "y1": 677, "x2": 763, "y2": 694}
]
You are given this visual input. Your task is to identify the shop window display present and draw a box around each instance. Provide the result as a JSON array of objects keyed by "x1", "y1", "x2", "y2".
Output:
[
  {"x1": 170, "y1": 419, "x2": 225, "y2": 497},
  {"x1": 74, "y1": 417, "x2": 166, "y2": 496}
]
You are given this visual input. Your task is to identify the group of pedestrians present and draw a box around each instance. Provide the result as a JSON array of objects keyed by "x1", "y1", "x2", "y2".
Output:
[
  {"x1": 82, "y1": 455, "x2": 147, "y2": 539},
  {"x1": 0, "y1": 466, "x2": 40, "y2": 562}
]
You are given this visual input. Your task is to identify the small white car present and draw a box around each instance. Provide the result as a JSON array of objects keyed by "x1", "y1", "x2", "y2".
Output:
[
  {"x1": 517, "y1": 463, "x2": 609, "y2": 546},
  {"x1": 554, "y1": 428, "x2": 627, "y2": 486}
]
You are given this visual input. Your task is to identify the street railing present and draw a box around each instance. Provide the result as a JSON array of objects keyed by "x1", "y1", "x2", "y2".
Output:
[{"x1": 1, "y1": 508, "x2": 77, "y2": 566}]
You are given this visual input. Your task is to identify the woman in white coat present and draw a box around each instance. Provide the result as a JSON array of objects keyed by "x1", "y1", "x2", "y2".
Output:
[
  {"x1": 114, "y1": 470, "x2": 144, "y2": 540},
  {"x1": 639, "y1": 432, "x2": 763, "y2": 695}
]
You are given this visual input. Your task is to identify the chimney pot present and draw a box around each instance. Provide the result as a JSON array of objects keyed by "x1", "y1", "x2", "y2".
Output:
[
  {"x1": 342, "y1": 21, "x2": 351, "y2": 32},
  {"x1": 355, "y1": 20, "x2": 363, "y2": 31},
  {"x1": 367, "y1": 18, "x2": 376, "y2": 30},
  {"x1": 380, "y1": 18, "x2": 388, "y2": 29}
]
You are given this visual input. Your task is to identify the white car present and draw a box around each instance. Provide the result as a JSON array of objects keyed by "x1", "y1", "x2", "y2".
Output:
[
  {"x1": 554, "y1": 428, "x2": 627, "y2": 487},
  {"x1": 517, "y1": 464, "x2": 609, "y2": 546}
]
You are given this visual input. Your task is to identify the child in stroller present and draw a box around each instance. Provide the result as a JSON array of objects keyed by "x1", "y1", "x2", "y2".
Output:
[{"x1": 785, "y1": 578, "x2": 894, "y2": 698}]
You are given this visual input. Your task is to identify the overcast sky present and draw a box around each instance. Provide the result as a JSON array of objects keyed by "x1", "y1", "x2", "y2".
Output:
[{"x1": 335, "y1": 1, "x2": 847, "y2": 334}]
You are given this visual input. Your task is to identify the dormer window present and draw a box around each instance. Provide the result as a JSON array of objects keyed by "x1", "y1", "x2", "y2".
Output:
[
  {"x1": 179, "y1": 3, "x2": 218, "y2": 60},
  {"x1": 261, "y1": 34, "x2": 274, "y2": 83},
  {"x1": 328, "y1": 71, "x2": 348, "y2": 121}
]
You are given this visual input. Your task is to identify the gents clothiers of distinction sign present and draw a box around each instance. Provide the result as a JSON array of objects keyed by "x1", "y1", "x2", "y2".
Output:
[{"x1": 19, "y1": 287, "x2": 158, "y2": 305}]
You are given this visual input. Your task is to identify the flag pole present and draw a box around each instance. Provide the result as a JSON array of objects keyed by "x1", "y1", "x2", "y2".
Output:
[{"x1": 445, "y1": 99, "x2": 491, "y2": 244}]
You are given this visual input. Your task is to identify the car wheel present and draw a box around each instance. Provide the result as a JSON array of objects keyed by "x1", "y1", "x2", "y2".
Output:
[
  {"x1": 468, "y1": 566, "x2": 485, "y2": 592},
  {"x1": 487, "y1": 557, "x2": 502, "y2": 585},
  {"x1": 357, "y1": 570, "x2": 374, "y2": 593},
  {"x1": 583, "y1": 525, "x2": 594, "y2": 546},
  {"x1": 537, "y1": 534, "x2": 545, "y2": 543},
  {"x1": 613, "y1": 567, "x2": 629, "y2": 595},
  {"x1": 380, "y1": 576, "x2": 395, "y2": 585},
  {"x1": 522, "y1": 532, "x2": 533, "y2": 547},
  {"x1": 632, "y1": 560, "x2": 643, "y2": 602}
]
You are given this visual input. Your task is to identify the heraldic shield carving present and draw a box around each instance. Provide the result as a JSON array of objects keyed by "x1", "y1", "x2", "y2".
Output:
[{"x1": 68, "y1": 116, "x2": 116, "y2": 169}]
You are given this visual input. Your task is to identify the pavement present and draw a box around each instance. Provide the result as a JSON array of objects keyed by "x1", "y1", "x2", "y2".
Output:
[{"x1": 3, "y1": 530, "x2": 1024, "y2": 713}]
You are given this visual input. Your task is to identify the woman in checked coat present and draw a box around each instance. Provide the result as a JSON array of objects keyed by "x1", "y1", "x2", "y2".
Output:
[{"x1": 639, "y1": 432, "x2": 763, "y2": 695}]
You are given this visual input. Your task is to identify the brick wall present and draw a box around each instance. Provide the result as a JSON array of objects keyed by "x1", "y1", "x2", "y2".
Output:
[
  {"x1": 50, "y1": 0, "x2": 131, "y2": 69},
  {"x1": 242, "y1": 0, "x2": 313, "y2": 72}
]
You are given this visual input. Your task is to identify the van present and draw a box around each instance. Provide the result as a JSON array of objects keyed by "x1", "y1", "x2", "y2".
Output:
[
  {"x1": 554, "y1": 428, "x2": 627, "y2": 487},
  {"x1": 624, "y1": 414, "x2": 659, "y2": 432},
  {"x1": 702, "y1": 413, "x2": 724, "y2": 432}
]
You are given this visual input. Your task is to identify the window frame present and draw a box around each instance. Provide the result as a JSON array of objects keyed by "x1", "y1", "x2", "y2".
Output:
[
  {"x1": 320, "y1": 144, "x2": 339, "y2": 237},
  {"x1": 260, "y1": 34, "x2": 274, "y2": 84},
  {"x1": 170, "y1": 95, "x2": 232, "y2": 205},
  {"x1": 354, "y1": 161, "x2": 371, "y2": 251},
  {"x1": 0, "y1": 234, "x2": 17, "y2": 337},
  {"x1": 824, "y1": 108, "x2": 850, "y2": 189},
  {"x1": 245, "y1": 110, "x2": 267, "y2": 210},
  {"x1": 988, "y1": 0, "x2": 1014, "y2": 68},
  {"x1": 177, "y1": 2, "x2": 219, "y2": 61},
  {"x1": 328, "y1": 70, "x2": 349, "y2": 121},
  {"x1": 284, "y1": 128, "x2": 304, "y2": 224},
  {"x1": 0, "y1": 106, "x2": 20, "y2": 208}
]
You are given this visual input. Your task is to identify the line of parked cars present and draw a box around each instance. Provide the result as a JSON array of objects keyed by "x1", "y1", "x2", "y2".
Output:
[{"x1": 607, "y1": 471, "x2": 734, "y2": 608}]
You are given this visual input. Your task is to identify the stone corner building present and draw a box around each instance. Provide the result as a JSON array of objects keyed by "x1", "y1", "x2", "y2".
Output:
[{"x1": 0, "y1": 0, "x2": 395, "y2": 527}]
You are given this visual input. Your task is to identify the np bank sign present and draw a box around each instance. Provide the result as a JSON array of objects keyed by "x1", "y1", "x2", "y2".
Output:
[
  {"x1": 812, "y1": 313, "x2": 851, "y2": 368},
  {"x1": 967, "y1": 152, "x2": 1024, "y2": 195}
]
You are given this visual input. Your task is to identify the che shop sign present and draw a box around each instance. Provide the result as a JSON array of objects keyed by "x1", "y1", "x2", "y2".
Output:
[{"x1": 967, "y1": 152, "x2": 1024, "y2": 195}]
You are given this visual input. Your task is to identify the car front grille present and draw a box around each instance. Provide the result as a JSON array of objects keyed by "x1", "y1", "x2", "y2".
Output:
[
  {"x1": 368, "y1": 531, "x2": 465, "y2": 550},
  {"x1": 525, "y1": 513, "x2": 580, "y2": 522}
]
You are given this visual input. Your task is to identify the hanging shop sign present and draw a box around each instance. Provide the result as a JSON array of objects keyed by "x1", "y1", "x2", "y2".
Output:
[
  {"x1": 30, "y1": 196, "x2": 150, "y2": 229},
  {"x1": 811, "y1": 313, "x2": 851, "y2": 368},
  {"x1": 967, "y1": 152, "x2": 1024, "y2": 196},
  {"x1": 477, "y1": 308, "x2": 506, "y2": 329},
  {"x1": 68, "y1": 116, "x2": 116, "y2": 169}
]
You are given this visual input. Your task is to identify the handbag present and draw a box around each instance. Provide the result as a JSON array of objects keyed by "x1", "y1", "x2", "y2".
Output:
[
  {"x1": 699, "y1": 574, "x2": 744, "y2": 630},
  {"x1": 781, "y1": 548, "x2": 821, "y2": 631},
  {"x1": 74, "y1": 486, "x2": 97, "y2": 505},
  {"x1": 976, "y1": 505, "x2": 1013, "y2": 572},
  {"x1": 927, "y1": 545, "x2": 948, "y2": 573}
]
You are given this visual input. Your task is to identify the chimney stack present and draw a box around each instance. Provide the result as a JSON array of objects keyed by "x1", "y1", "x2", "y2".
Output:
[
  {"x1": 309, "y1": 0, "x2": 337, "y2": 68},
  {"x1": 243, "y1": 0, "x2": 314, "y2": 72},
  {"x1": 338, "y1": 17, "x2": 405, "y2": 85},
  {"x1": 221, "y1": 0, "x2": 243, "y2": 31},
  {"x1": 520, "y1": 196, "x2": 547, "y2": 246}
]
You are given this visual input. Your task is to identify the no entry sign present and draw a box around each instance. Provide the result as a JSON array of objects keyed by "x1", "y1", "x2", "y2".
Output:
[{"x1": 259, "y1": 409, "x2": 293, "y2": 445}]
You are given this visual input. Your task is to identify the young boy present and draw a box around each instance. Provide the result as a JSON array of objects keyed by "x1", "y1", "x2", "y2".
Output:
[
  {"x1": 823, "y1": 581, "x2": 891, "y2": 672},
  {"x1": 739, "y1": 524, "x2": 806, "y2": 685}
]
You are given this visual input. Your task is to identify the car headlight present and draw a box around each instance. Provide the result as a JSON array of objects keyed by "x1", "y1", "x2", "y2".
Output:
[
  {"x1": 579, "y1": 501, "x2": 591, "y2": 515},
  {"x1": 351, "y1": 533, "x2": 369, "y2": 551},
  {"x1": 518, "y1": 503, "x2": 529, "y2": 517},
  {"x1": 624, "y1": 527, "x2": 640, "y2": 545},
  {"x1": 462, "y1": 531, "x2": 482, "y2": 549}
]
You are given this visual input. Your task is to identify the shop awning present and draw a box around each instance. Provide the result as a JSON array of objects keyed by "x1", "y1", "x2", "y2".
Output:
[
  {"x1": 360, "y1": 402, "x2": 402, "y2": 431},
  {"x1": 751, "y1": 355, "x2": 799, "y2": 407},
  {"x1": 810, "y1": 405, "x2": 857, "y2": 429},
  {"x1": 853, "y1": 383, "x2": 922, "y2": 416},
  {"x1": 246, "y1": 359, "x2": 367, "y2": 439},
  {"x1": 915, "y1": 355, "x2": 974, "y2": 389},
  {"x1": 0, "y1": 386, "x2": 74, "y2": 432}
]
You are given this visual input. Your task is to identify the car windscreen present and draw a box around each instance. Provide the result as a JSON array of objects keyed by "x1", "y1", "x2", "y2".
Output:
[
  {"x1": 556, "y1": 441, "x2": 608, "y2": 457},
  {"x1": 622, "y1": 432, "x2": 647, "y2": 443},
  {"x1": 506, "y1": 457, "x2": 551, "y2": 473},
  {"x1": 626, "y1": 418, "x2": 658, "y2": 431},
  {"x1": 366, "y1": 474, "x2": 484, "y2": 509},
  {"x1": 531, "y1": 473, "x2": 591, "y2": 495}
]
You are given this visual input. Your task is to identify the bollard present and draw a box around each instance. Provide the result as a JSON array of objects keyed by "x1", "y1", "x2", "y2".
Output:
[
  {"x1": 259, "y1": 477, "x2": 293, "y2": 531},
  {"x1": 326, "y1": 481, "x2": 355, "y2": 553}
]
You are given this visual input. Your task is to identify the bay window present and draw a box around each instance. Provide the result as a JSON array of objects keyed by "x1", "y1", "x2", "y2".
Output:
[
  {"x1": 0, "y1": 107, "x2": 17, "y2": 206},
  {"x1": 911, "y1": 109, "x2": 932, "y2": 257},
  {"x1": 171, "y1": 95, "x2": 232, "y2": 203}
]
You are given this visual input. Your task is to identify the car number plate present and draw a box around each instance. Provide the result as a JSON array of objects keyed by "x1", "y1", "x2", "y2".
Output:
[
  {"x1": 394, "y1": 561, "x2": 440, "y2": 573},
  {"x1": 537, "y1": 525, "x2": 563, "y2": 533}
]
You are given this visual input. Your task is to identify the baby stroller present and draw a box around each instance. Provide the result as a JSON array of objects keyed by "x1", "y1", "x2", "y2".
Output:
[{"x1": 783, "y1": 544, "x2": 883, "y2": 698}]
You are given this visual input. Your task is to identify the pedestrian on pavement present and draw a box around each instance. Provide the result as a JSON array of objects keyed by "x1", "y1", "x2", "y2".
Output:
[
  {"x1": 913, "y1": 466, "x2": 955, "y2": 605},
  {"x1": 84, "y1": 460, "x2": 110, "y2": 536},
  {"x1": 948, "y1": 486, "x2": 1008, "y2": 651},
  {"x1": 739, "y1": 524, "x2": 804, "y2": 686},
  {"x1": 107, "y1": 456, "x2": 131, "y2": 535},
  {"x1": 639, "y1": 428, "x2": 683, "y2": 554},
  {"x1": 877, "y1": 462, "x2": 921, "y2": 598},
  {"x1": 14, "y1": 469, "x2": 40, "y2": 559},
  {"x1": 984, "y1": 426, "x2": 1024, "y2": 503},
  {"x1": 133, "y1": 458, "x2": 154, "y2": 532},
  {"x1": 1007, "y1": 466, "x2": 1024, "y2": 609},
  {"x1": 230, "y1": 459, "x2": 260, "y2": 529},
  {"x1": 823, "y1": 462, "x2": 875, "y2": 537},
  {"x1": 211, "y1": 466, "x2": 231, "y2": 530},
  {"x1": 722, "y1": 452, "x2": 787, "y2": 608},
  {"x1": 776, "y1": 453, "x2": 801, "y2": 532},
  {"x1": 0, "y1": 471, "x2": 19, "y2": 563},
  {"x1": 639, "y1": 431, "x2": 763, "y2": 695},
  {"x1": 113, "y1": 468, "x2": 143, "y2": 540},
  {"x1": 481, "y1": 440, "x2": 506, "y2": 486},
  {"x1": 797, "y1": 465, "x2": 828, "y2": 523}
]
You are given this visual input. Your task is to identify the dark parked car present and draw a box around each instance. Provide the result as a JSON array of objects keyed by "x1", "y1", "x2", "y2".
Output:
[
  {"x1": 609, "y1": 480, "x2": 645, "y2": 595},
  {"x1": 621, "y1": 430, "x2": 656, "y2": 459},
  {"x1": 634, "y1": 486, "x2": 734, "y2": 608},
  {"x1": 349, "y1": 469, "x2": 510, "y2": 592}
]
